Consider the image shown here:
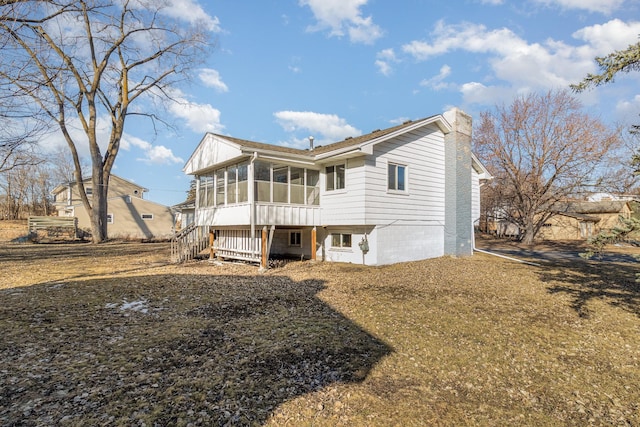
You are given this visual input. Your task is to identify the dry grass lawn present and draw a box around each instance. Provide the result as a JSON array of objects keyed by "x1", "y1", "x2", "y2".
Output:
[{"x1": 1, "y1": 221, "x2": 639, "y2": 426}]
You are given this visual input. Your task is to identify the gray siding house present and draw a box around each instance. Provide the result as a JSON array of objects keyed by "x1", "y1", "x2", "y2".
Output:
[{"x1": 179, "y1": 108, "x2": 490, "y2": 266}]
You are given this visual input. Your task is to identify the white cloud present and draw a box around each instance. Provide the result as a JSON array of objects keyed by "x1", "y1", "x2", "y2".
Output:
[
  {"x1": 401, "y1": 19, "x2": 640, "y2": 107},
  {"x1": 375, "y1": 48, "x2": 398, "y2": 76},
  {"x1": 572, "y1": 19, "x2": 640, "y2": 55},
  {"x1": 532, "y1": 0, "x2": 626, "y2": 14},
  {"x1": 157, "y1": 0, "x2": 222, "y2": 32},
  {"x1": 274, "y1": 111, "x2": 361, "y2": 147},
  {"x1": 122, "y1": 134, "x2": 184, "y2": 165},
  {"x1": 160, "y1": 86, "x2": 224, "y2": 134},
  {"x1": 460, "y1": 82, "x2": 525, "y2": 105},
  {"x1": 420, "y1": 65, "x2": 453, "y2": 90},
  {"x1": 198, "y1": 68, "x2": 229, "y2": 92},
  {"x1": 168, "y1": 100, "x2": 224, "y2": 134},
  {"x1": 299, "y1": 0, "x2": 383, "y2": 44}
]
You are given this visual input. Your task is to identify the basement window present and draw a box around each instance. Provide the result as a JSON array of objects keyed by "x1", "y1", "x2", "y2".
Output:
[
  {"x1": 141, "y1": 214, "x2": 154, "y2": 220},
  {"x1": 106, "y1": 213, "x2": 114, "y2": 224},
  {"x1": 289, "y1": 231, "x2": 302, "y2": 247},
  {"x1": 331, "y1": 233, "x2": 351, "y2": 248}
]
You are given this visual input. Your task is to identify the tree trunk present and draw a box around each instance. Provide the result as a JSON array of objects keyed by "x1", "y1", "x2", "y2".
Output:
[
  {"x1": 89, "y1": 168, "x2": 108, "y2": 243},
  {"x1": 521, "y1": 222, "x2": 536, "y2": 245}
]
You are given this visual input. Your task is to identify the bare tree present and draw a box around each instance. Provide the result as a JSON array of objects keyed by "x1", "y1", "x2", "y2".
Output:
[
  {"x1": 474, "y1": 90, "x2": 621, "y2": 245},
  {"x1": 0, "y1": 0, "x2": 210, "y2": 242}
]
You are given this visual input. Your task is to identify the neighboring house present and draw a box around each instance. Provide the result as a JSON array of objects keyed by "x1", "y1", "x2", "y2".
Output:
[
  {"x1": 587, "y1": 192, "x2": 639, "y2": 203},
  {"x1": 179, "y1": 108, "x2": 491, "y2": 266},
  {"x1": 173, "y1": 198, "x2": 196, "y2": 230},
  {"x1": 537, "y1": 200, "x2": 633, "y2": 240},
  {"x1": 52, "y1": 175, "x2": 175, "y2": 239}
]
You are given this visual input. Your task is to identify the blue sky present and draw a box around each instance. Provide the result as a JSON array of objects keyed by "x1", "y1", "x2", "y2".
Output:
[{"x1": 81, "y1": 0, "x2": 640, "y2": 206}]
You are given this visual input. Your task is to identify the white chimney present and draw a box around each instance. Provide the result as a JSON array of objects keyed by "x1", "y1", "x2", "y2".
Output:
[{"x1": 309, "y1": 136, "x2": 315, "y2": 150}]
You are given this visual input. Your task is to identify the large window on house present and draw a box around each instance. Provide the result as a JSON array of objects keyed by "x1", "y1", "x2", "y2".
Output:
[
  {"x1": 307, "y1": 170, "x2": 320, "y2": 205},
  {"x1": 388, "y1": 163, "x2": 407, "y2": 192},
  {"x1": 326, "y1": 164, "x2": 345, "y2": 191},
  {"x1": 254, "y1": 160, "x2": 271, "y2": 202},
  {"x1": 199, "y1": 175, "x2": 214, "y2": 208},
  {"x1": 227, "y1": 165, "x2": 237, "y2": 204},
  {"x1": 273, "y1": 165, "x2": 289, "y2": 203},
  {"x1": 237, "y1": 163, "x2": 248, "y2": 203},
  {"x1": 290, "y1": 167, "x2": 305, "y2": 204},
  {"x1": 253, "y1": 161, "x2": 320, "y2": 205},
  {"x1": 215, "y1": 169, "x2": 225, "y2": 206}
]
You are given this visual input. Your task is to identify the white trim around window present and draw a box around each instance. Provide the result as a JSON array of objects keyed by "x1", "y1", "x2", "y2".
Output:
[
  {"x1": 288, "y1": 230, "x2": 302, "y2": 247},
  {"x1": 330, "y1": 233, "x2": 352, "y2": 249},
  {"x1": 387, "y1": 162, "x2": 408, "y2": 193},
  {"x1": 325, "y1": 163, "x2": 346, "y2": 191}
]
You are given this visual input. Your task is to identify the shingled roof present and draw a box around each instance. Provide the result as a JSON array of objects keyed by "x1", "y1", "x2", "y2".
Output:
[
  {"x1": 210, "y1": 115, "x2": 442, "y2": 158},
  {"x1": 551, "y1": 201, "x2": 631, "y2": 215}
]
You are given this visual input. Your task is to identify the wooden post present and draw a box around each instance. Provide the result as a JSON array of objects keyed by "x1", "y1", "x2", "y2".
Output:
[
  {"x1": 261, "y1": 226, "x2": 267, "y2": 268},
  {"x1": 209, "y1": 227, "x2": 215, "y2": 259},
  {"x1": 311, "y1": 227, "x2": 317, "y2": 261}
]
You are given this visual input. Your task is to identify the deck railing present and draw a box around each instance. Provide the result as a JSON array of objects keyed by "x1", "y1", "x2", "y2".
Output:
[{"x1": 171, "y1": 223, "x2": 209, "y2": 263}]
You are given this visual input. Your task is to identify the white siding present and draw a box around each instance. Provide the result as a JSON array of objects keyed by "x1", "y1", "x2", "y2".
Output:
[
  {"x1": 472, "y1": 171, "x2": 481, "y2": 226},
  {"x1": 195, "y1": 203, "x2": 321, "y2": 227},
  {"x1": 364, "y1": 125, "x2": 446, "y2": 225},
  {"x1": 184, "y1": 135, "x2": 243, "y2": 175},
  {"x1": 320, "y1": 158, "x2": 367, "y2": 225}
]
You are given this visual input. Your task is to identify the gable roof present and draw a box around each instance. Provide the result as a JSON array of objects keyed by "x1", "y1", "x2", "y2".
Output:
[
  {"x1": 552, "y1": 200, "x2": 631, "y2": 215},
  {"x1": 183, "y1": 114, "x2": 452, "y2": 175},
  {"x1": 51, "y1": 174, "x2": 148, "y2": 195}
]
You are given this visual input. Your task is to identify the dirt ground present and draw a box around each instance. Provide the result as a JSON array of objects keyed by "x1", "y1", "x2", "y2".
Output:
[{"x1": 1, "y1": 221, "x2": 639, "y2": 426}]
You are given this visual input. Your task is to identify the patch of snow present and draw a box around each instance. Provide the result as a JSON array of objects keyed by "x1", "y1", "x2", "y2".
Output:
[{"x1": 105, "y1": 299, "x2": 149, "y2": 314}]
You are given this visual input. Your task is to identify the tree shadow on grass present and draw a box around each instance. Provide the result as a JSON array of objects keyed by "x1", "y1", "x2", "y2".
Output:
[
  {"x1": 539, "y1": 257, "x2": 640, "y2": 319},
  {"x1": 0, "y1": 274, "x2": 392, "y2": 425}
]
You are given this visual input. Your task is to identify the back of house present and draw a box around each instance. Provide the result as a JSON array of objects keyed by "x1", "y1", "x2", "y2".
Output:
[{"x1": 180, "y1": 108, "x2": 490, "y2": 266}]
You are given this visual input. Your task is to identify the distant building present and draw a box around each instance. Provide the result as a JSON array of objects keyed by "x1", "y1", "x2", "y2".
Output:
[
  {"x1": 538, "y1": 200, "x2": 633, "y2": 240},
  {"x1": 51, "y1": 175, "x2": 175, "y2": 239}
]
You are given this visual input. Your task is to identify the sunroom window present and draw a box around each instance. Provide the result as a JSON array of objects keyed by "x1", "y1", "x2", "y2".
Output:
[{"x1": 253, "y1": 161, "x2": 319, "y2": 205}]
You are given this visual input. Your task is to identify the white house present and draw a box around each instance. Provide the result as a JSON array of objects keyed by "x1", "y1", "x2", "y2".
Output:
[{"x1": 177, "y1": 108, "x2": 491, "y2": 266}]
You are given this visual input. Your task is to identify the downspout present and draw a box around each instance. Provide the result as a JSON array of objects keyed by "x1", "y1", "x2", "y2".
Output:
[{"x1": 250, "y1": 152, "x2": 258, "y2": 257}]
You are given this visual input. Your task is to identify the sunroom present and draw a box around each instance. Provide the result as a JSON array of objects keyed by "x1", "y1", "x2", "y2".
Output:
[{"x1": 190, "y1": 158, "x2": 321, "y2": 264}]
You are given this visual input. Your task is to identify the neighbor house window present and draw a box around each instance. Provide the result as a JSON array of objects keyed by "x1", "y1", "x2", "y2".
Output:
[
  {"x1": 106, "y1": 213, "x2": 114, "y2": 224},
  {"x1": 388, "y1": 163, "x2": 407, "y2": 192},
  {"x1": 85, "y1": 187, "x2": 93, "y2": 196},
  {"x1": 331, "y1": 233, "x2": 351, "y2": 248},
  {"x1": 289, "y1": 231, "x2": 302, "y2": 247},
  {"x1": 141, "y1": 214, "x2": 154, "y2": 220},
  {"x1": 326, "y1": 164, "x2": 345, "y2": 191}
]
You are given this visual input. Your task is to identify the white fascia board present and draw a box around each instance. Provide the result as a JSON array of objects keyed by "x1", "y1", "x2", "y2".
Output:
[
  {"x1": 240, "y1": 148, "x2": 316, "y2": 166},
  {"x1": 471, "y1": 152, "x2": 492, "y2": 180},
  {"x1": 313, "y1": 115, "x2": 451, "y2": 161}
]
